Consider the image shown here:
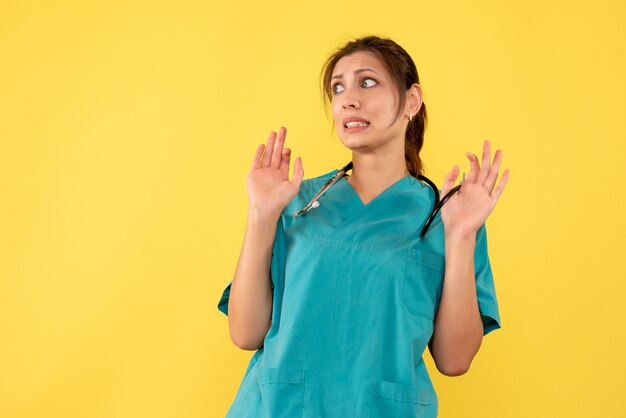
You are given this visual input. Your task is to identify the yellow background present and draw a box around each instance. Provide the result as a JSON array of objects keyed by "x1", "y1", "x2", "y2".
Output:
[{"x1": 1, "y1": 0, "x2": 625, "y2": 417}]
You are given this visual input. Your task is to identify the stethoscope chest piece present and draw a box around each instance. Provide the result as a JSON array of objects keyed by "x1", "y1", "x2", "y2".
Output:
[{"x1": 294, "y1": 162, "x2": 352, "y2": 217}]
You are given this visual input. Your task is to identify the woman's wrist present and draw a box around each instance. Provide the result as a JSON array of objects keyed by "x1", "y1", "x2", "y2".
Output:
[
  {"x1": 247, "y1": 204, "x2": 281, "y2": 225},
  {"x1": 444, "y1": 225, "x2": 478, "y2": 243}
]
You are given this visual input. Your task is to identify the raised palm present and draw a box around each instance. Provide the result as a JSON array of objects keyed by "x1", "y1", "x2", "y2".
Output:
[
  {"x1": 247, "y1": 127, "x2": 304, "y2": 217},
  {"x1": 440, "y1": 140, "x2": 510, "y2": 236}
]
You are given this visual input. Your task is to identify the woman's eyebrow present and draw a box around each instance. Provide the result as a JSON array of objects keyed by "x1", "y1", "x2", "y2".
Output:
[{"x1": 331, "y1": 68, "x2": 379, "y2": 80}]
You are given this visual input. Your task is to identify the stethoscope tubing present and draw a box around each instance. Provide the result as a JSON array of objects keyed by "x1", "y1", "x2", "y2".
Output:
[
  {"x1": 417, "y1": 175, "x2": 461, "y2": 237},
  {"x1": 296, "y1": 162, "x2": 462, "y2": 238}
]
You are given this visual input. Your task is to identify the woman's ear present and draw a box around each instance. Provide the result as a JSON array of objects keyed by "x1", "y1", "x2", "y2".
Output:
[{"x1": 407, "y1": 83, "x2": 423, "y2": 115}]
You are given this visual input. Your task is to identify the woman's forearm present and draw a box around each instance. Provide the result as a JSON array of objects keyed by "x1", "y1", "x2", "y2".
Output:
[
  {"x1": 429, "y1": 229, "x2": 484, "y2": 376},
  {"x1": 227, "y1": 207, "x2": 279, "y2": 350}
]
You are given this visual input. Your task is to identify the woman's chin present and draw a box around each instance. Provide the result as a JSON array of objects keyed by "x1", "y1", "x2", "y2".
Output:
[
  {"x1": 338, "y1": 134, "x2": 378, "y2": 152},
  {"x1": 338, "y1": 138, "x2": 364, "y2": 151}
]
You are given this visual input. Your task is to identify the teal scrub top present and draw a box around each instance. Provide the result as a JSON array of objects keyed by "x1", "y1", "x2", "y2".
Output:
[{"x1": 217, "y1": 169, "x2": 501, "y2": 418}]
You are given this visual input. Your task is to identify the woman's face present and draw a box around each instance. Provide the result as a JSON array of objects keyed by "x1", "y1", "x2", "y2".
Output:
[{"x1": 330, "y1": 51, "x2": 407, "y2": 153}]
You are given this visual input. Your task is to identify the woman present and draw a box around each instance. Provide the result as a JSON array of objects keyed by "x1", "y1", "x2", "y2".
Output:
[{"x1": 218, "y1": 35, "x2": 509, "y2": 418}]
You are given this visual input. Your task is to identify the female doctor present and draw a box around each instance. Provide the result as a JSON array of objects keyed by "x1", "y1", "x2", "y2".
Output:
[{"x1": 218, "y1": 35, "x2": 510, "y2": 418}]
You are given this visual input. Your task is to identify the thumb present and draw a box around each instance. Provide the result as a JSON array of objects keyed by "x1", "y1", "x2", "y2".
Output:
[
  {"x1": 441, "y1": 165, "x2": 459, "y2": 198},
  {"x1": 290, "y1": 157, "x2": 304, "y2": 189}
]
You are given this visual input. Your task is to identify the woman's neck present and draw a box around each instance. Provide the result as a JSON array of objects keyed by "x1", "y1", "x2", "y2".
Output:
[{"x1": 346, "y1": 152, "x2": 408, "y2": 202}]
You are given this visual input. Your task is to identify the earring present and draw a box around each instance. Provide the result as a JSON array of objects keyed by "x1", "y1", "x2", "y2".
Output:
[{"x1": 406, "y1": 112, "x2": 413, "y2": 121}]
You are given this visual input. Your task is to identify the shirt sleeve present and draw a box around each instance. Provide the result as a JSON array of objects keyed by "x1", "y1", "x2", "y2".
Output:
[
  {"x1": 217, "y1": 217, "x2": 284, "y2": 317},
  {"x1": 474, "y1": 223, "x2": 502, "y2": 335},
  {"x1": 217, "y1": 279, "x2": 232, "y2": 316}
]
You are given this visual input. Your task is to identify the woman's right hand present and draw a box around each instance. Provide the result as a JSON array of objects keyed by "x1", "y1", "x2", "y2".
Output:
[{"x1": 246, "y1": 127, "x2": 304, "y2": 218}]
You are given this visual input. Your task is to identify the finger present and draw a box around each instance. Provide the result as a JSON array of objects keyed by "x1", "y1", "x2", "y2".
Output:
[
  {"x1": 271, "y1": 127, "x2": 287, "y2": 169},
  {"x1": 251, "y1": 143, "x2": 265, "y2": 170},
  {"x1": 477, "y1": 140, "x2": 491, "y2": 185},
  {"x1": 485, "y1": 149, "x2": 503, "y2": 192},
  {"x1": 262, "y1": 131, "x2": 277, "y2": 168},
  {"x1": 490, "y1": 169, "x2": 510, "y2": 202},
  {"x1": 465, "y1": 152, "x2": 481, "y2": 183},
  {"x1": 441, "y1": 165, "x2": 460, "y2": 197},
  {"x1": 290, "y1": 156, "x2": 304, "y2": 188},
  {"x1": 280, "y1": 147, "x2": 291, "y2": 176}
]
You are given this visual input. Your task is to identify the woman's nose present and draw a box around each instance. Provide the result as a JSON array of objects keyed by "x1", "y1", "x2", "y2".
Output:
[{"x1": 341, "y1": 88, "x2": 360, "y2": 109}]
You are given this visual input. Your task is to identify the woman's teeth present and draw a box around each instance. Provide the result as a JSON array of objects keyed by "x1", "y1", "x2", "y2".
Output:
[{"x1": 345, "y1": 121, "x2": 370, "y2": 128}]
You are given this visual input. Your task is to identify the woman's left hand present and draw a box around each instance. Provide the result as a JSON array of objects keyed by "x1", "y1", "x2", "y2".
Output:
[{"x1": 440, "y1": 140, "x2": 510, "y2": 237}]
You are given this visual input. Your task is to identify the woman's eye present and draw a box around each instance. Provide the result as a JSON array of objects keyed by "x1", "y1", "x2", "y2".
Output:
[
  {"x1": 362, "y1": 78, "x2": 377, "y2": 88},
  {"x1": 332, "y1": 78, "x2": 375, "y2": 94},
  {"x1": 332, "y1": 83, "x2": 344, "y2": 94}
]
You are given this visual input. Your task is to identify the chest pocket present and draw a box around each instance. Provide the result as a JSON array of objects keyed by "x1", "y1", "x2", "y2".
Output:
[{"x1": 401, "y1": 249, "x2": 445, "y2": 320}]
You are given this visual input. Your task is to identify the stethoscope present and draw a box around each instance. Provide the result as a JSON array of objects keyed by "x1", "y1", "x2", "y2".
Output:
[{"x1": 295, "y1": 162, "x2": 465, "y2": 238}]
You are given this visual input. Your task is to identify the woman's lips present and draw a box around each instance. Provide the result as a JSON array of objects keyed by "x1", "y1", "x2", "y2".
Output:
[
  {"x1": 344, "y1": 123, "x2": 370, "y2": 133},
  {"x1": 342, "y1": 117, "x2": 370, "y2": 133}
]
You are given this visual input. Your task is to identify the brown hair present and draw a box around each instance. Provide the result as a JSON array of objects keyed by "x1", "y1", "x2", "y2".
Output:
[{"x1": 320, "y1": 35, "x2": 427, "y2": 177}]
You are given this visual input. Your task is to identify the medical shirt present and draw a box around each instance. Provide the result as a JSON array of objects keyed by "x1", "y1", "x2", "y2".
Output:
[{"x1": 217, "y1": 169, "x2": 501, "y2": 418}]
